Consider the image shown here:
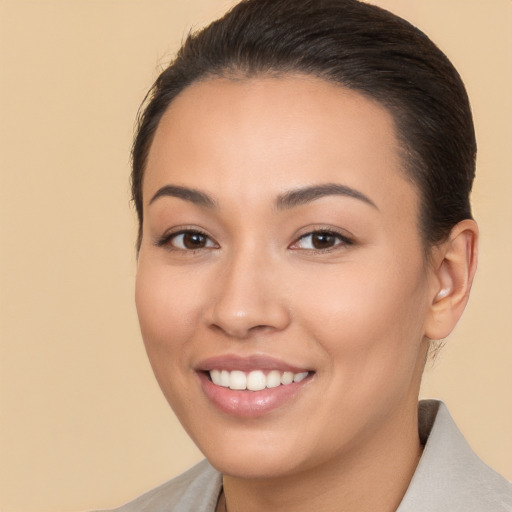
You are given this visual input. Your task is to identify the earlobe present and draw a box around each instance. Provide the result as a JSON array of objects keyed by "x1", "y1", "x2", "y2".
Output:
[{"x1": 425, "y1": 219, "x2": 479, "y2": 340}]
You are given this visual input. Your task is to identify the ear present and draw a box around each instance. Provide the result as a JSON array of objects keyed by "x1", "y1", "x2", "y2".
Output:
[{"x1": 424, "y1": 219, "x2": 479, "y2": 340}]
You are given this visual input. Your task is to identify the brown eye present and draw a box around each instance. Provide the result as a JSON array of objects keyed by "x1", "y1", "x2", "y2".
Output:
[
  {"x1": 311, "y1": 232, "x2": 337, "y2": 249},
  {"x1": 292, "y1": 230, "x2": 353, "y2": 251},
  {"x1": 181, "y1": 232, "x2": 208, "y2": 249},
  {"x1": 158, "y1": 230, "x2": 217, "y2": 250}
]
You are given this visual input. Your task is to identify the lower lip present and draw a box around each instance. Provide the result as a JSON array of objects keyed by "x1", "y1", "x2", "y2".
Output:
[{"x1": 198, "y1": 372, "x2": 311, "y2": 418}]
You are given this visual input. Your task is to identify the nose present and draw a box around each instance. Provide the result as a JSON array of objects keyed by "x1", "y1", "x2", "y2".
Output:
[{"x1": 205, "y1": 249, "x2": 291, "y2": 339}]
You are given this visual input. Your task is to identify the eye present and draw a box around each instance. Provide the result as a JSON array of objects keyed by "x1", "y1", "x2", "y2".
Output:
[
  {"x1": 291, "y1": 230, "x2": 353, "y2": 251},
  {"x1": 157, "y1": 229, "x2": 218, "y2": 251}
]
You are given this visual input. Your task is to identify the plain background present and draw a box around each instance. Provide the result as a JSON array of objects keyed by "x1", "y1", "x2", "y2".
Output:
[{"x1": 1, "y1": 1, "x2": 511, "y2": 510}]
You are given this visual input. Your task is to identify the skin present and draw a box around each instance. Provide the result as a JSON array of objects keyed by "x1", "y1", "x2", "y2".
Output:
[{"x1": 135, "y1": 75, "x2": 478, "y2": 512}]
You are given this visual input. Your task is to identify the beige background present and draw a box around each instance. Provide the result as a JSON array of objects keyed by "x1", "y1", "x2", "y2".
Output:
[{"x1": 0, "y1": 1, "x2": 510, "y2": 511}]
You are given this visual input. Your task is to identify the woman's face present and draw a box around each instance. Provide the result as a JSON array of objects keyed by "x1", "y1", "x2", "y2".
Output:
[{"x1": 136, "y1": 76, "x2": 435, "y2": 479}]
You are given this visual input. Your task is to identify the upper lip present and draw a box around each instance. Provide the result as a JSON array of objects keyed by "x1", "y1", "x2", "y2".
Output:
[{"x1": 195, "y1": 354, "x2": 312, "y2": 373}]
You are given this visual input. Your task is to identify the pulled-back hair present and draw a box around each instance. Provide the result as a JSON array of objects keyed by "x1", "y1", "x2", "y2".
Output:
[{"x1": 132, "y1": 0, "x2": 476, "y2": 251}]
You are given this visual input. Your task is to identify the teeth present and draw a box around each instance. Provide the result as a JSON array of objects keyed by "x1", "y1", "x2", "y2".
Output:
[
  {"x1": 266, "y1": 370, "x2": 281, "y2": 388},
  {"x1": 246, "y1": 370, "x2": 266, "y2": 391},
  {"x1": 208, "y1": 369, "x2": 310, "y2": 391},
  {"x1": 293, "y1": 372, "x2": 308, "y2": 383},
  {"x1": 281, "y1": 371, "x2": 294, "y2": 385},
  {"x1": 220, "y1": 370, "x2": 230, "y2": 387},
  {"x1": 210, "y1": 369, "x2": 221, "y2": 385},
  {"x1": 229, "y1": 370, "x2": 247, "y2": 390}
]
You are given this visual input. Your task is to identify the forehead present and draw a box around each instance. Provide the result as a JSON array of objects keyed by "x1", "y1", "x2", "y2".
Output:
[{"x1": 144, "y1": 75, "x2": 417, "y2": 216}]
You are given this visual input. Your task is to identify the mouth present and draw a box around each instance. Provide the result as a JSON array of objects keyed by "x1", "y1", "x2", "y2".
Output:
[{"x1": 196, "y1": 355, "x2": 314, "y2": 417}]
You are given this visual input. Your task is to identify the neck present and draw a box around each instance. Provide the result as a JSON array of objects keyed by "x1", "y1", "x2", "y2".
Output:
[{"x1": 221, "y1": 400, "x2": 423, "y2": 512}]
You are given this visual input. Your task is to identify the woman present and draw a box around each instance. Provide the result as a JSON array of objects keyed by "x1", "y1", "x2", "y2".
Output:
[{"x1": 105, "y1": 0, "x2": 512, "y2": 510}]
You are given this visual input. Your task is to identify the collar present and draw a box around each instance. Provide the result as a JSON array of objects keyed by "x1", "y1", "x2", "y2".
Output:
[{"x1": 397, "y1": 400, "x2": 512, "y2": 511}]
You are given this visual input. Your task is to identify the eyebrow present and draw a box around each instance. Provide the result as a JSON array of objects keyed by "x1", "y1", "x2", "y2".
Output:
[
  {"x1": 148, "y1": 182, "x2": 377, "y2": 211},
  {"x1": 275, "y1": 183, "x2": 378, "y2": 210},
  {"x1": 149, "y1": 185, "x2": 217, "y2": 208}
]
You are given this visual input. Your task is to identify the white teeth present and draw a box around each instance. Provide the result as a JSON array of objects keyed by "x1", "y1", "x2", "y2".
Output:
[
  {"x1": 266, "y1": 370, "x2": 282, "y2": 388},
  {"x1": 210, "y1": 369, "x2": 221, "y2": 385},
  {"x1": 281, "y1": 371, "x2": 294, "y2": 385},
  {"x1": 246, "y1": 370, "x2": 266, "y2": 391},
  {"x1": 220, "y1": 370, "x2": 230, "y2": 387},
  {"x1": 209, "y1": 369, "x2": 310, "y2": 391},
  {"x1": 293, "y1": 372, "x2": 308, "y2": 383},
  {"x1": 229, "y1": 370, "x2": 247, "y2": 390}
]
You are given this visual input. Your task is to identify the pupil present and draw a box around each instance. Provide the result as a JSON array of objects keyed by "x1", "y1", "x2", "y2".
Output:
[
  {"x1": 313, "y1": 232, "x2": 334, "y2": 249},
  {"x1": 183, "y1": 232, "x2": 206, "y2": 249}
]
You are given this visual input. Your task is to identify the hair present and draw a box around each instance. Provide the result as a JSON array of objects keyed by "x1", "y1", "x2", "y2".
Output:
[{"x1": 131, "y1": 0, "x2": 476, "y2": 252}]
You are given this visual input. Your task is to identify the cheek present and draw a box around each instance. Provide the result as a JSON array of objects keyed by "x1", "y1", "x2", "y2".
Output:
[
  {"x1": 292, "y1": 258, "x2": 429, "y2": 371},
  {"x1": 134, "y1": 261, "x2": 213, "y2": 424},
  {"x1": 135, "y1": 262, "x2": 202, "y2": 369}
]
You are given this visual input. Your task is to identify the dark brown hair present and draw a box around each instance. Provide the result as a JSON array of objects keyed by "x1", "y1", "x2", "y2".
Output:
[{"x1": 132, "y1": 0, "x2": 476, "y2": 251}]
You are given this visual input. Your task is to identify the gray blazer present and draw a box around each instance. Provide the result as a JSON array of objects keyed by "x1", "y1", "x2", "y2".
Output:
[{"x1": 99, "y1": 400, "x2": 512, "y2": 512}]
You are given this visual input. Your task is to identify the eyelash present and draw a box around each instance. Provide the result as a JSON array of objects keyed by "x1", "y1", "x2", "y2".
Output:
[
  {"x1": 155, "y1": 228, "x2": 354, "y2": 253},
  {"x1": 156, "y1": 228, "x2": 218, "y2": 252},
  {"x1": 290, "y1": 229, "x2": 354, "y2": 252}
]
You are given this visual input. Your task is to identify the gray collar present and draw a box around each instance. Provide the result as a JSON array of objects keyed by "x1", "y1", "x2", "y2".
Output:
[{"x1": 397, "y1": 400, "x2": 512, "y2": 511}]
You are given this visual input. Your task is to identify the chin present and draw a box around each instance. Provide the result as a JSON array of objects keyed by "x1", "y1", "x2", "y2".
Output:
[
  {"x1": 188, "y1": 422, "x2": 319, "y2": 480},
  {"x1": 207, "y1": 447, "x2": 305, "y2": 480}
]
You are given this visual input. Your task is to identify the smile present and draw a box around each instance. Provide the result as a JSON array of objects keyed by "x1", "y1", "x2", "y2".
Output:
[
  {"x1": 196, "y1": 355, "x2": 314, "y2": 417},
  {"x1": 209, "y1": 369, "x2": 309, "y2": 391}
]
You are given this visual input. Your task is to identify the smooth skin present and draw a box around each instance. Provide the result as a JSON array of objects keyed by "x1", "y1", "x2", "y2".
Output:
[{"x1": 135, "y1": 76, "x2": 478, "y2": 512}]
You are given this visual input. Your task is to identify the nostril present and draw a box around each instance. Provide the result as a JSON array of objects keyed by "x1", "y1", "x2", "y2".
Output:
[
  {"x1": 209, "y1": 322, "x2": 280, "y2": 339},
  {"x1": 249, "y1": 324, "x2": 274, "y2": 333}
]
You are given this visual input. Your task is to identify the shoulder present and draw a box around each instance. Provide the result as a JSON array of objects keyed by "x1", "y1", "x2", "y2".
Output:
[
  {"x1": 95, "y1": 459, "x2": 222, "y2": 512},
  {"x1": 398, "y1": 400, "x2": 512, "y2": 512}
]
